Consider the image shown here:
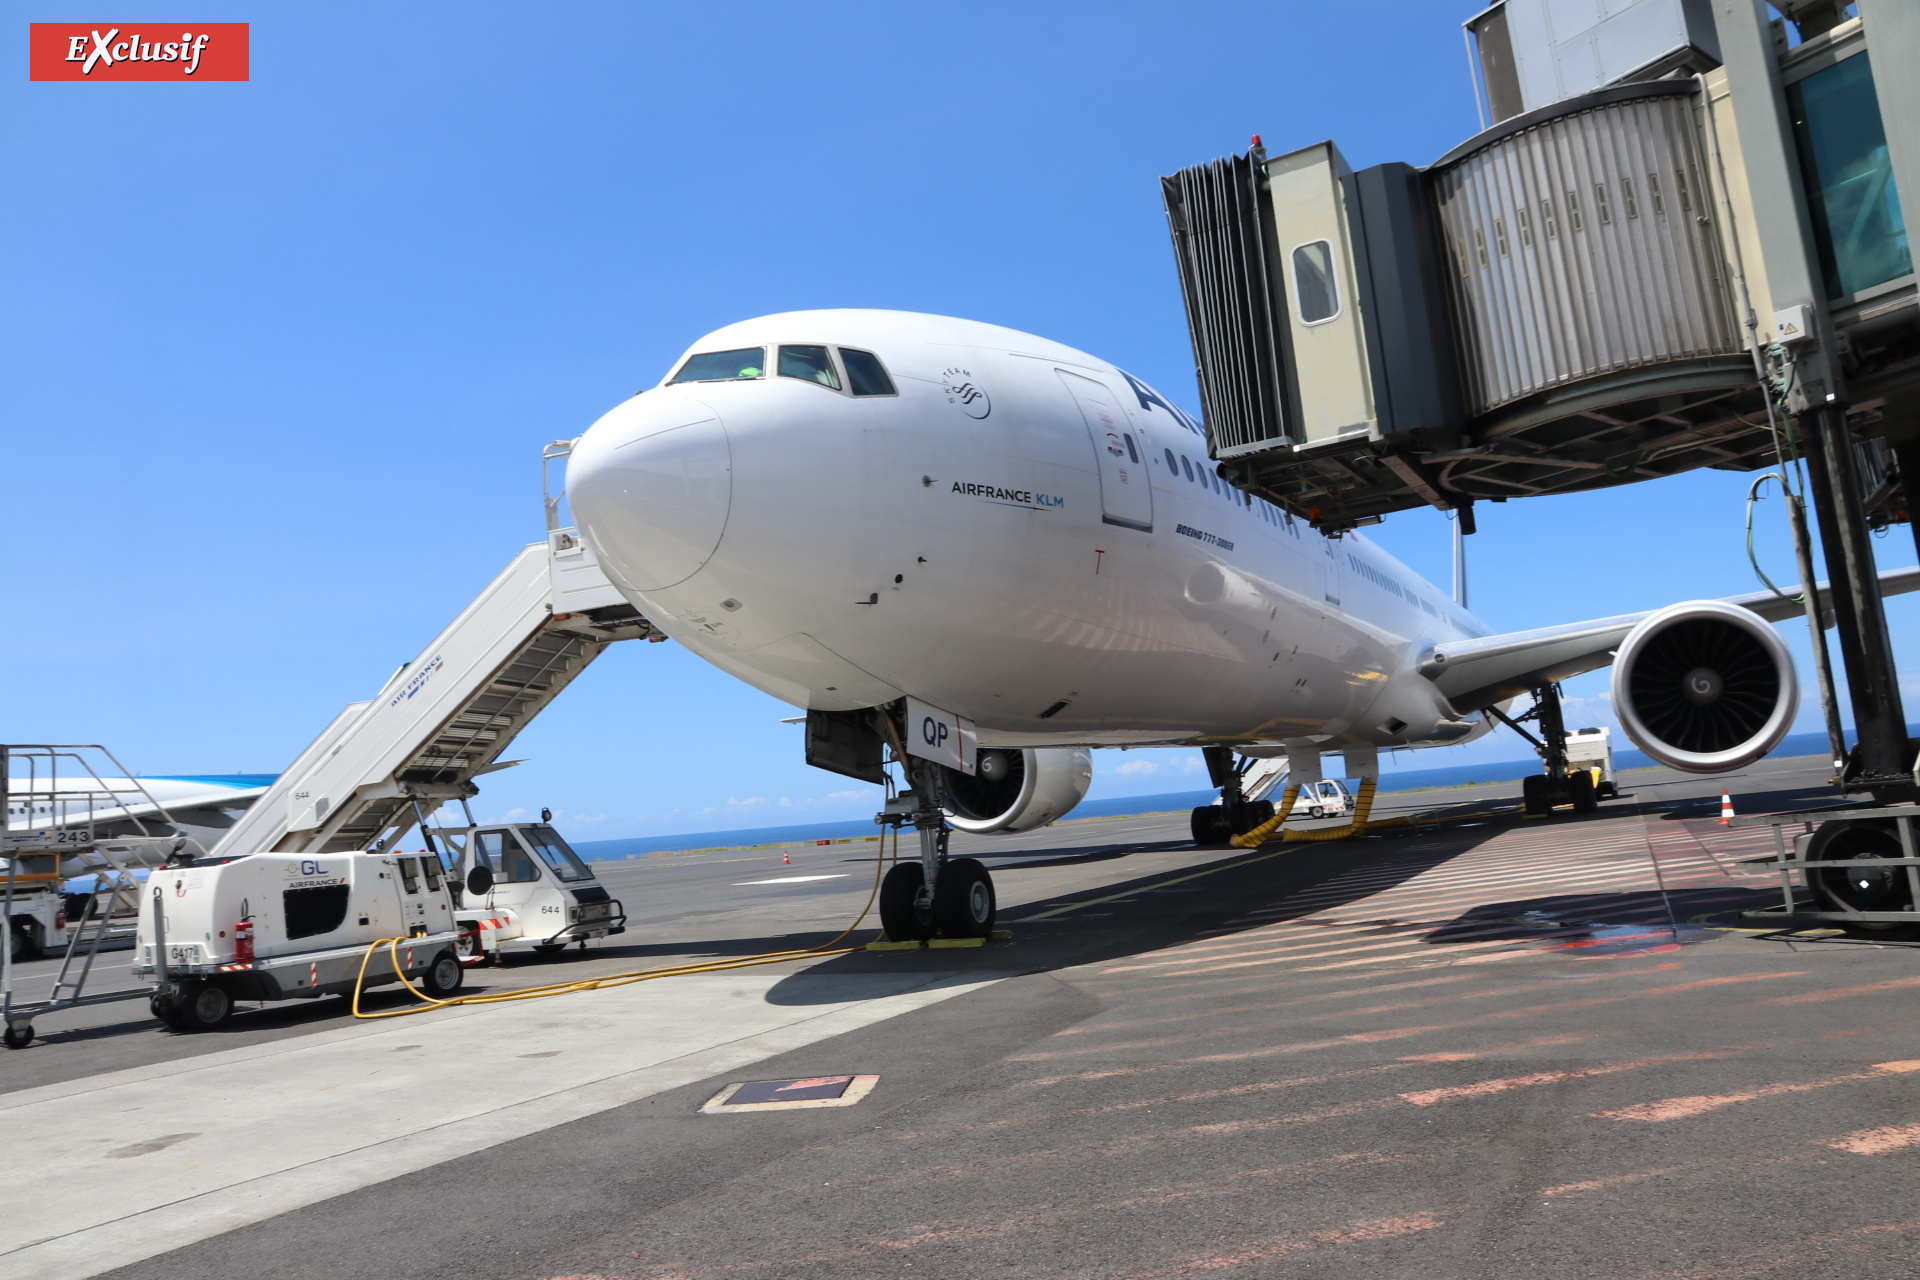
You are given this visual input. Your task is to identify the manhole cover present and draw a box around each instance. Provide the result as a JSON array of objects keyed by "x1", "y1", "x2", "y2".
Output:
[{"x1": 701, "y1": 1074, "x2": 879, "y2": 1113}]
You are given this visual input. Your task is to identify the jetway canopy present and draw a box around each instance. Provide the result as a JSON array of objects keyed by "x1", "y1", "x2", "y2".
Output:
[{"x1": 213, "y1": 528, "x2": 659, "y2": 858}]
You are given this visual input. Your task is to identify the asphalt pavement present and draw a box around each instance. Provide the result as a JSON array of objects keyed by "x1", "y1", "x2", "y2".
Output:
[{"x1": 6, "y1": 753, "x2": 1919, "y2": 1280}]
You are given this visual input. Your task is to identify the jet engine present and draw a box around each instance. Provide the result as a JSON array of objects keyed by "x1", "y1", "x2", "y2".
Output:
[
  {"x1": 938, "y1": 747, "x2": 1094, "y2": 833},
  {"x1": 1610, "y1": 601, "x2": 1798, "y2": 773}
]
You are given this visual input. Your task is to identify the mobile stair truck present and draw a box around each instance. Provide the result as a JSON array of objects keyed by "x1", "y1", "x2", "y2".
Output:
[{"x1": 131, "y1": 461, "x2": 650, "y2": 1032}]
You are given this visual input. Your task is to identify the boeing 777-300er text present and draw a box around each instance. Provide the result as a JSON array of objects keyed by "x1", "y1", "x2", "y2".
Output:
[{"x1": 566, "y1": 309, "x2": 1913, "y2": 942}]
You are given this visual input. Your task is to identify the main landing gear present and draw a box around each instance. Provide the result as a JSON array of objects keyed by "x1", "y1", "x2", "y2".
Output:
[
  {"x1": 1190, "y1": 746, "x2": 1276, "y2": 847},
  {"x1": 1491, "y1": 684, "x2": 1601, "y2": 817},
  {"x1": 876, "y1": 757, "x2": 997, "y2": 942}
]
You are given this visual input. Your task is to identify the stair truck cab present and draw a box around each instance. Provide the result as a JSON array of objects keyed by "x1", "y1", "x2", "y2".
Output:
[
  {"x1": 431, "y1": 822, "x2": 625, "y2": 964},
  {"x1": 132, "y1": 850, "x2": 465, "y2": 1032}
]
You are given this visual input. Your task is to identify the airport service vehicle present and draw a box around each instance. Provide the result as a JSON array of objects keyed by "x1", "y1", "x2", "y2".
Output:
[
  {"x1": 132, "y1": 849, "x2": 464, "y2": 1032},
  {"x1": 1565, "y1": 728, "x2": 1617, "y2": 799},
  {"x1": 562, "y1": 309, "x2": 1920, "y2": 940},
  {"x1": 424, "y1": 821, "x2": 626, "y2": 963},
  {"x1": 1296, "y1": 779, "x2": 1356, "y2": 820}
]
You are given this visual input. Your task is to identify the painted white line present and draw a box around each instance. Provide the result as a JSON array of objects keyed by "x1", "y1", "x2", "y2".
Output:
[{"x1": 733, "y1": 874, "x2": 852, "y2": 885}]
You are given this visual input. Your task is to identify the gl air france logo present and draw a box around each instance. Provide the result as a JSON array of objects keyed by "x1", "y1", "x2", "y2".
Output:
[
  {"x1": 30, "y1": 24, "x2": 250, "y2": 80},
  {"x1": 942, "y1": 368, "x2": 990, "y2": 419}
]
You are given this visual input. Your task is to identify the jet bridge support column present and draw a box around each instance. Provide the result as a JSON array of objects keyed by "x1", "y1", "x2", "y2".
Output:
[{"x1": 1800, "y1": 406, "x2": 1914, "y2": 795}]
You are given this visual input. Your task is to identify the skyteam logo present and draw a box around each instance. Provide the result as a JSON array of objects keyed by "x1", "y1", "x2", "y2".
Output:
[{"x1": 942, "y1": 368, "x2": 991, "y2": 419}]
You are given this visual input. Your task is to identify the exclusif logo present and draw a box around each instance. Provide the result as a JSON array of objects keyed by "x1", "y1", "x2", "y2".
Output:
[{"x1": 29, "y1": 23, "x2": 249, "y2": 80}]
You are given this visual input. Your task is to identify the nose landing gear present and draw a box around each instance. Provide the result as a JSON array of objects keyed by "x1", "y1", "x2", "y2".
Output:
[{"x1": 875, "y1": 757, "x2": 998, "y2": 942}]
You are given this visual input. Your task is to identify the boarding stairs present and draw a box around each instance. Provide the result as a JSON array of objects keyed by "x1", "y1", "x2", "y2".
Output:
[{"x1": 212, "y1": 444, "x2": 662, "y2": 858}]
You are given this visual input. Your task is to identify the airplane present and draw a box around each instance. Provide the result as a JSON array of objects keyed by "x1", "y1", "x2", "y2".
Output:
[
  {"x1": 5, "y1": 774, "x2": 277, "y2": 870},
  {"x1": 563, "y1": 309, "x2": 1915, "y2": 945}
]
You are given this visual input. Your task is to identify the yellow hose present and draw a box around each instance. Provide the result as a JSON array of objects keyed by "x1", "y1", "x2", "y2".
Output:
[
  {"x1": 1229, "y1": 784, "x2": 1299, "y2": 848},
  {"x1": 1280, "y1": 776, "x2": 1378, "y2": 842},
  {"x1": 352, "y1": 823, "x2": 899, "y2": 1020}
]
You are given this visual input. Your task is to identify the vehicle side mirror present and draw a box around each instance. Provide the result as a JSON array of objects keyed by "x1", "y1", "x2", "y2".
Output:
[{"x1": 466, "y1": 865, "x2": 495, "y2": 896}]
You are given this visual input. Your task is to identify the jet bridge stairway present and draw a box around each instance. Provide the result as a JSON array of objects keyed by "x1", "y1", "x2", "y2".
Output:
[{"x1": 213, "y1": 528, "x2": 661, "y2": 858}]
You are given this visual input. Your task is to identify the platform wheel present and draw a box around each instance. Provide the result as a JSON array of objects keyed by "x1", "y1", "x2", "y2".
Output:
[
  {"x1": 3, "y1": 1024, "x2": 31, "y2": 1050},
  {"x1": 1567, "y1": 769, "x2": 1598, "y2": 814},
  {"x1": 879, "y1": 862, "x2": 933, "y2": 942},
  {"x1": 934, "y1": 858, "x2": 996, "y2": 938},
  {"x1": 421, "y1": 949, "x2": 464, "y2": 998},
  {"x1": 1804, "y1": 819, "x2": 1920, "y2": 941}
]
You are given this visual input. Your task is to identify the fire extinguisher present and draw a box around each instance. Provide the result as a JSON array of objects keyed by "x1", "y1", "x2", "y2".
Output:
[{"x1": 235, "y1": 919, "x2": 255, "y2": 962}]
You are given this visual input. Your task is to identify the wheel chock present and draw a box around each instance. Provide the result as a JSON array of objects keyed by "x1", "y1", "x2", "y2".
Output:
[
  {"x1": 928, "y1": 937, "x2": 985, "y2": 948},
  {"x1": 865, "y1": 939, "x2": 925, "y2": 952},
  {"x1": 987, "y1": 929, "x2": 1014, "y2": 942}
]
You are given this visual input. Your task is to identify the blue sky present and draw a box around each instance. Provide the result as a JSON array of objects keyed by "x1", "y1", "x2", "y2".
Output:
[{"x1": 6, "y1": 2, "x2": 1914, "y2": 839}]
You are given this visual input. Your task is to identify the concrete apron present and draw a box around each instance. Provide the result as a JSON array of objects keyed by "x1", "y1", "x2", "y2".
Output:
[{"x1": 0, "y1": 964, "x2": 1008, "y2": 1280}]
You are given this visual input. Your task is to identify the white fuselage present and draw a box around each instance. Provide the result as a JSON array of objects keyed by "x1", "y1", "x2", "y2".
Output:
[{"x1": 568, "y1": 310, "x2": 1492, "y2": 754}]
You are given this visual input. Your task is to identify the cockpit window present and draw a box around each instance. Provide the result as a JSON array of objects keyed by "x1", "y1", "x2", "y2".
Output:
[
  {"x1": 669, "y1": 348, "x2": 765, "y2": 383},
  {"x1": 778, "y1": 345, "x2": 841, "y2": 389},
  {"x1": 839, "y1": 348, "x2": 897, "y2": 397}
]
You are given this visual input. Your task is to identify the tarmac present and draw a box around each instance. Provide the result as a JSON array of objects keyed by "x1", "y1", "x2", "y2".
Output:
[{"x1": 4, "y1": 751, "x2": 1918, "y2": 1280}]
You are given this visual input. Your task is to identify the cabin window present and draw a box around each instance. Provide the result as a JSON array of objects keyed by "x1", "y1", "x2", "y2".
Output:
[
  {"x1": 1291, "y1": 240, "x2": 1340, "y2": 324},
  {"x1": 1122, "y1": 433, "x2": 1140, "y2": 464},
  {"x1": 669, "y1": 347, "x2": 765, "y2": 383},
  {"x1": 840, "y1": 348, "x2": 897, "y2": 397},
  {"x1": 778, "y1": 345, "x2": 840, "y2": 389},
  {"x1": 1180, "y1": 455, "x2": 1195, "y2": 482},
  {"x1": 1164, "y1": 447, "x2": 1178, "y2": 471},
  {"x1": 283, "y1": 884, "x2": 350, "y2": 940},
  {"x1": 524, "y1": 826, "x2": 595, "y2": 883},
  {"x1": 477, "y1": 831, "x2": 541, "y2": 883}
]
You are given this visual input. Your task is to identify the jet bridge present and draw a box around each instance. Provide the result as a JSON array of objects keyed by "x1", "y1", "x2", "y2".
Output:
[{"x1": 213, "y1": 460, "x2": 661, "y2": 859}]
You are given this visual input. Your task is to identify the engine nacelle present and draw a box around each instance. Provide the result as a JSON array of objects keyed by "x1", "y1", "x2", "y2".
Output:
[
  {"x1": 939, "y1": 747, "x2": 1093, "y2": 833},
  {"x1": 1610, "y1": 600, "x2": 1798, "y2": 773}
]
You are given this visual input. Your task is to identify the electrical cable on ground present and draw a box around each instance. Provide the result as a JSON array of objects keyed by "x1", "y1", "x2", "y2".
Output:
[{"x1": 350, "y1": 822, "x2": 899, "y2": 1020}]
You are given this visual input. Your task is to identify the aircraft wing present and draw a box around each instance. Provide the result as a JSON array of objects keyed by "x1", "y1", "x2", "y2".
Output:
[{"x1": 1418, "y1": 565, "x2": 1920, "y2": 713}]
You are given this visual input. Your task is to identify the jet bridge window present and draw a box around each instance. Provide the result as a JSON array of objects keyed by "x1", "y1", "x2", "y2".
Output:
[
  {"x1": 524, "y1": 826, "x2": 594, "y2": 883},
  {"x1": 1788, "y1": 52, "x2": 1913, "y2": 299},
  {"x1": 778, "y1": 345, "x2": 841, "y2": 389},
  {"x1": 1291, "y1": 241, "x2": 1340, "y2": 324},
  {"x1": 839, "y1": 348, "x2": 897, "y2": 397},
  {"x1": 477, "y1": 831, "x2": 541, "y2": 883},
  {"x1": 669, "y1": 347, "x2": 765, "y2": 383}
]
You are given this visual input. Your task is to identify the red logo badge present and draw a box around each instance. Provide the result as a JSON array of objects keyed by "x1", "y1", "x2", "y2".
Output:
[{"x1": 29, "y1": 23, "x2": 249, "y2": 80}]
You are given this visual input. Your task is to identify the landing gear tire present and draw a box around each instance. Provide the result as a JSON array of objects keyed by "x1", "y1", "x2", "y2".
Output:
[
  {"x1": 1804, "y1": 819, "x2": 1920, "y2": 941},
  {"x1": 421, "y1": 949, "x2": 464, "y2": 998},
  {"x1": 3, "y1": 1024, "x2": 31, "y2": 1050},
  {"x1": 879, "y1": 862, "x2": 933, "y2": 941},
  {"x1": 155, "y1": 981, "x2": 233, "y2": 1033},
  {"x1": 1522, "y1": 774, "x2": 1553, "y2": 816},
  {"x1": 1567, "y1": 770, "x2": 1597, "y2": 815},
  {"x1": 1190, "y1": 806, "x2": 1233, "y2": 847},
  {"x1": 1229, "y1": 801, "x2": 1275, "y2": 836},
  {"x1": 934, "y1": 858, "x2": 996, "y2": 938}
]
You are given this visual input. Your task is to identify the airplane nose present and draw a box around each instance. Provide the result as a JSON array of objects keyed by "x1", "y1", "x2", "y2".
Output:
[{"x1": 569, "y1": 391, "x2": 732, "y2": 592}]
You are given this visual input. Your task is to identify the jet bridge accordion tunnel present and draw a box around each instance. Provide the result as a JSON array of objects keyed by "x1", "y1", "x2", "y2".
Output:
[{"x1": 1163, "y1": 80, "x2": 1779, "y2": 531}]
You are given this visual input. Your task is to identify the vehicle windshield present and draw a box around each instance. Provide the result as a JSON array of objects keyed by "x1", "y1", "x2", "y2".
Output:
[
  {"x1": 523, "y1": 825, "x2": 594, "y2": 882},
  {"x1": 669, "y1": 347, "x2": 765, "y2": 383},
  {"x1": 477, "y1": 830, "x2": 541, "y2": 883}
]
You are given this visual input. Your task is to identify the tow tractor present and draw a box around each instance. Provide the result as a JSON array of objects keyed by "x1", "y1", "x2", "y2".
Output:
[{"x1": 424, "y1": 820, "x2": 625, "y2": 964}]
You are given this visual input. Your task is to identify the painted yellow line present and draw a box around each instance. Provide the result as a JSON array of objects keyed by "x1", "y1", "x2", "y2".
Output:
[{"x1": 1020, "y1": 845, "x2": 1297, "y2": 921}]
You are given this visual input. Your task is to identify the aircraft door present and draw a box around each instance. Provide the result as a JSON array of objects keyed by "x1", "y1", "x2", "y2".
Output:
[{"x1": 1058, "y1": 370, "x2": 1153, "y2": 532}]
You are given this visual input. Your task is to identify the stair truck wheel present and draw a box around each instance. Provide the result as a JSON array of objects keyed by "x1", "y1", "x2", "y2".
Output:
[
  {"x1": 420, "y1": 949, "x2": 464, "y2": 998},
  {"x1": 532, "y1": 945, "x2": 568, "y2": 959},
  {"x1": 1567, "y1": 770, "x2": 1598, "y2": 814},
  {"x1": 934, "y1": 858, "x2": 996, "y2": 938},
  {"x1": 157, "y1": 981, "x2": 233, "y2": 1032},
  {"x1": 1804, "y1": 819, "x2": 1920, "y2": 941},
  {"x1": 879, "y1": 862, "x2": 933, "y2": 941}
]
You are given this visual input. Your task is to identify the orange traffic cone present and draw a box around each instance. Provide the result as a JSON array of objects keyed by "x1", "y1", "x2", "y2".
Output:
[
  {"x1": 782, "y1": 850, "x2": 791, "y2": 865},
  {"x1": 1719, "y1": 790, "x2": 1734, "y2": 825}
]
